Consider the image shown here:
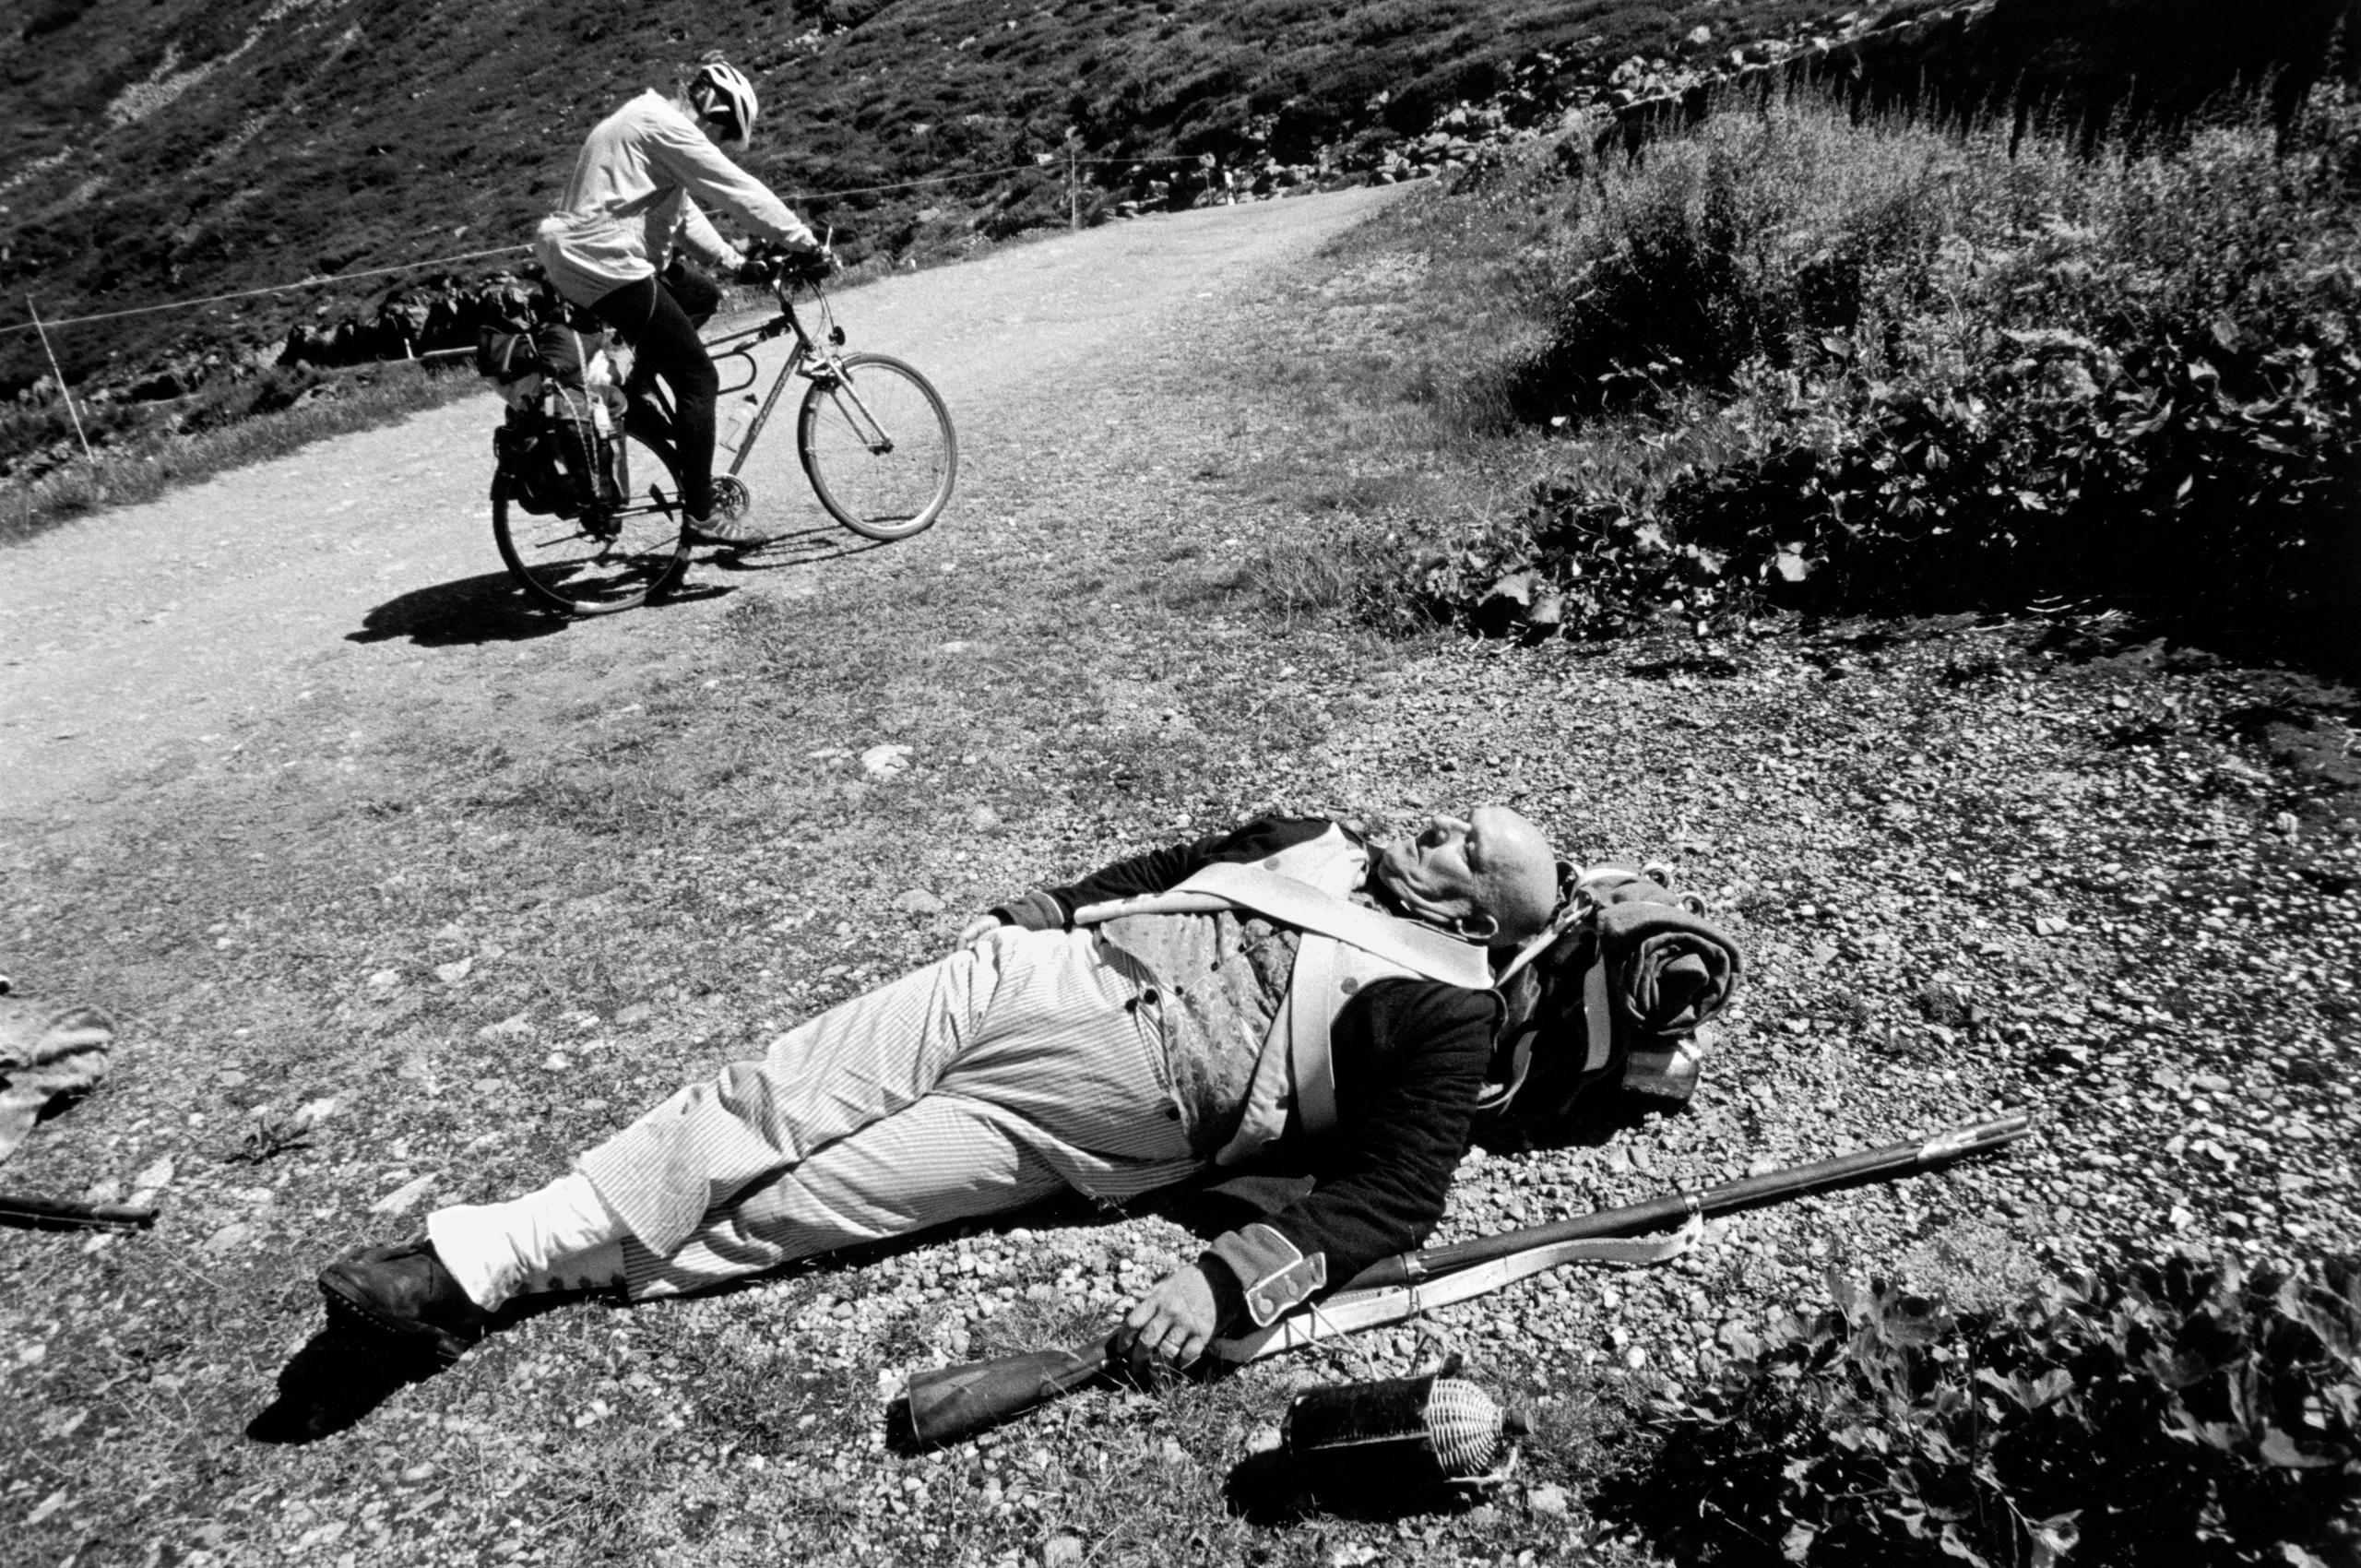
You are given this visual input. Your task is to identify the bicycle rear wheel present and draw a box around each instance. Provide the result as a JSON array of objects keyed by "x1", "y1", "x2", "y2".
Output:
[
  {"x1": 796, "y1": 352, "x2": 957, "y2": 541},
  {"x1": 493, "y1": 428, "x2": 688, "y2": 615}
]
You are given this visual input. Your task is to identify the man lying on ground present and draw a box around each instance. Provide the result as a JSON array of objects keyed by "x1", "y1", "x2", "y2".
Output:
[{"x1": 318, "y1": 808, "x2": 1561, "y2": 1371}]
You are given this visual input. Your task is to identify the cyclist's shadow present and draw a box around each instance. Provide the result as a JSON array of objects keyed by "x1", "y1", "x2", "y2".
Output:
[
  {"x1": 347, "y1": 567, "x2": 728, "y2": 647},
  {"x1": 700, "y1": 526, "x2": 895, "y2": 576},
  {"x1": 350, "y1": 531, "x2": 887, "y2": 645},
  {"x1": 349, "y1": 568, "x2": 569, "y2": 647}
]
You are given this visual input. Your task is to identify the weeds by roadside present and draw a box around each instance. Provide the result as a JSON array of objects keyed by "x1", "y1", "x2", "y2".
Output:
[
  {"x1": 1328, "y1": 88, "x2": 2361, "y2": 676},
  {"x1": 0, "y1": 359, "x2": 481, "y2": 544}
]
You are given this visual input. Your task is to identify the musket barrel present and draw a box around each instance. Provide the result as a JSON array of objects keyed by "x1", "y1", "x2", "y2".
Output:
[
  {"x1": 0, "y1": 1194, "x2": 160, "y2": 1232},
  {"x1": 1347, "y1": 1112, "x2": 2031, "y2": 1291}
]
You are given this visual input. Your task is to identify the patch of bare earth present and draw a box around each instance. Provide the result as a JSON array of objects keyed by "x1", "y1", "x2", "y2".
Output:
[{"x1": 3, "y1": 184, "x2": 2356, "y2": 1566}]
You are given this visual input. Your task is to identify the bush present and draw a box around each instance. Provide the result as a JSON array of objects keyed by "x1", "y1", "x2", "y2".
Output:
[
  {"x1": 1427, "y1": 91, "x2": 2361, "y2": 670},
  {"x1": 1505, "y1": 110, "x2": 1964, "y2": 422},
  {"x1": 1595, "y1": 1254, "x2": 2361, "y2": 1568}
]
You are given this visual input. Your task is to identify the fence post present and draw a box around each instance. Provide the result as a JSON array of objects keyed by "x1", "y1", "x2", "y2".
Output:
[{"x1": 26, "y1": 297, "x2": 94, "y2": 463}]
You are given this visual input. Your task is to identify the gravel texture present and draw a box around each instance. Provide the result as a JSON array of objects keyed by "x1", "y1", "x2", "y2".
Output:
[{"x1": 1, "y1": 184, "x2": 2355, "y2": 1566}]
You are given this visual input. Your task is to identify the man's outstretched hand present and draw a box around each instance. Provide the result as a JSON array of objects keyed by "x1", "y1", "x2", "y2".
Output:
[{"x1": 1117, "y1": 1263, "x2": 1236, "y2": 1372}]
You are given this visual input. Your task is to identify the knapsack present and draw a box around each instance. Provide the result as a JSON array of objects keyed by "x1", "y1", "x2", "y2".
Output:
[
  {"x1": 1475, "y1": 862, "x2": 1744, "y2": 1139},
  {"x1": 478, "y1": 322, "x2": 625, "y2": 518}
]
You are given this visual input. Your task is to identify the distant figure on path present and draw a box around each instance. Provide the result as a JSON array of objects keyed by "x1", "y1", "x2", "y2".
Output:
[{"x1": 533, "y1": 56, "x2": 828, "y2": 549}]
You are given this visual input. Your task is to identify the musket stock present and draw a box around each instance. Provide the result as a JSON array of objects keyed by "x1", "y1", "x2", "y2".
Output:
[{"x1": 891, "y1": 1334, "x2": 1118, "y2": 1450}]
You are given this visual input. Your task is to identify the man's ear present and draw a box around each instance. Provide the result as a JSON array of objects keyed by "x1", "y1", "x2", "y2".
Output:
[{"x1": 1453, "y1": 911, "x2": 1500, "y2": 944}]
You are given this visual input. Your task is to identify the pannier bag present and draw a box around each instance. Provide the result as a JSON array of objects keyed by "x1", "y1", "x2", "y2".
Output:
[
  {"x1": 479, "y1": 323, "x2": 626, "y2": 517},
  {"x1": 1477, "y1": 862, "x2": 1744, "y2": 1138}
]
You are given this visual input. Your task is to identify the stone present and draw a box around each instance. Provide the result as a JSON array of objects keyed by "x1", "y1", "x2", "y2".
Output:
[
  {"x1": 203, "y1": 1222, "x2": 257, "y2": 1254},
  {"x1": 860, "y1": 743, "x2": 914, "y2": 780},
  {"x1": 371, "y1": 1173, "x2": 437, "y2": 1216}
]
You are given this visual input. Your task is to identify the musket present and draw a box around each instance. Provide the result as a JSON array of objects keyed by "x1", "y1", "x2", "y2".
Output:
[
  {"x1": 887, "y1": 1111, "x2": 2034, "y2": 1449},
  {"x1": 0, "y1": 1193, "x2": 160, "y2": 1233}
]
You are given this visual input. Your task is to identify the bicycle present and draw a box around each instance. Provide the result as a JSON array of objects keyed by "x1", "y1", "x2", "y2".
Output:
[{"x1": 491, "y1": 265, "x2": 959, "y2": 616}]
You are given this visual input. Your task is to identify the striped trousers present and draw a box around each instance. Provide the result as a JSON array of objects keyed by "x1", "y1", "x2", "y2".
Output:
[{"x1": 578, "y1": 925, "x2": 1200, "y2": 1300}]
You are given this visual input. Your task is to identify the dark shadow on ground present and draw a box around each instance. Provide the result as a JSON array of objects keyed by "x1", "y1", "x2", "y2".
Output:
[
  {"x1": 247, "y1": 1293, "x2": 599, "y2": 1444},
  {"x1": 350, "y1": 567, "x2": 739, "y2": 646},
  {"x1": 246, "y1": 1322, "x2": 446, "y2": 1443},
  {"x1": 348, "y1": 569, "x2": 569, "y2": 647},
  {"x1": 699, "y1": 527, "x2": 893, "y2": 576},
  {"x1": 1224, "y1": 1448, "x2": 1489, "y2": 1526},
  {"x1": 1471, "y1": 1091, "x2": 1678, "y2": 1158}
]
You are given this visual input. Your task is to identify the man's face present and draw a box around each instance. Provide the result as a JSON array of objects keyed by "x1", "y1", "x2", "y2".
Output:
[
  {"x1": 1370, "y1": 806, "x2": 1558, "y2": 947},
  {"x1": 690, "y1": 88, "x2": 748, "y2": 150}
]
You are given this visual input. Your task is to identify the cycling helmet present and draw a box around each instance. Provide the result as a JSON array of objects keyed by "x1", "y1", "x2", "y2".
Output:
[{"x1": 691, "y1": 60, "x2": 759, "y2": 144}]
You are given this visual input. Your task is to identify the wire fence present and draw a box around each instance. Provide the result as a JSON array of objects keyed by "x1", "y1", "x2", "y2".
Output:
[{"x1": 3, "y1": 151, "x2": 1221, "y2": 341}]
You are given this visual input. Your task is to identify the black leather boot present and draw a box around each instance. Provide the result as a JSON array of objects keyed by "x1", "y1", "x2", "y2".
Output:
[{"x1": 318, "y1": 1238, "x2": 492, "y2": 1365}]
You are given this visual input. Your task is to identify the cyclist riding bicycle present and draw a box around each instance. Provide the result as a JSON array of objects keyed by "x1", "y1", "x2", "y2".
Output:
[{"x1": 532, "y1": 57, "x2": 828, "y2": 549}]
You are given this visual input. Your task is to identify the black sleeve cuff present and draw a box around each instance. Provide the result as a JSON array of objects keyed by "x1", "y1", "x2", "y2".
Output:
[
  {"x1": 989, "y1": 889, "x2": 1069, "y2": 932},
  {"x1": 1205, "y1": 1223, "x2": 1330, "y2": 1328}
]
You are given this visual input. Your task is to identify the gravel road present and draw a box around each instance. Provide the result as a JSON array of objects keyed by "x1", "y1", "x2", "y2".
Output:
[{"x1": 0, "y1": 184, "x2": 1406, "y2": 816}]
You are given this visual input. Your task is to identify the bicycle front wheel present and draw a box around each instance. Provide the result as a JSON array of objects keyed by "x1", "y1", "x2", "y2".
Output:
[
  {"x1": 797, "y1": 353, "x2": 957, "y2": 541},
  {"x1": 493, "y1": 428, "x2": 688, "y2": 615}
]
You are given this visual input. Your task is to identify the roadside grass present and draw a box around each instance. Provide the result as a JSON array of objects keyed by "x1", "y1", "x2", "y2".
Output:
[
  {"x1": 0, "y1": 359, "x2": 481, "y2": 545},
  {"x1": 1377, "y1": 89, "x2": 2361, "y2": 666}
]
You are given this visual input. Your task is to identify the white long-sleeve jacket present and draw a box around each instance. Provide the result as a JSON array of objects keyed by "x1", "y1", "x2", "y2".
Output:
[{"x1": 533, "y1": 89, "x2": 817, "y2": 308}]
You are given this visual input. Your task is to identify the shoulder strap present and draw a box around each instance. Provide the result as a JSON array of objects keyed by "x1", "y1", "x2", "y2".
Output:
[{"x1": 1072, "y1": 861, "x2": 1494, "y2": 991}]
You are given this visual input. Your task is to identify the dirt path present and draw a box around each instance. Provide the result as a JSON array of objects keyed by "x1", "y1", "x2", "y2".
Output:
[{"x1": 0, "y1": 186, "x2": 1405, "y2": 818}]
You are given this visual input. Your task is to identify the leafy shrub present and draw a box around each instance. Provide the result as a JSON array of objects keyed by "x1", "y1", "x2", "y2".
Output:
[
  {"x1": 1427, "y1": 91, "x2": 2361, "y2": 670},
  {"x1": 1505, "y1": 110, "x2": 1963, "y2": 421},
  {"x1": 1594, "y1": 1254, "x2": 2361, "y2": 1568}
]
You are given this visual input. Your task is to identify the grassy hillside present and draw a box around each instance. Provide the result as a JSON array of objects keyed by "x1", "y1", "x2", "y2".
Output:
[{"x1": 0, "y1": 0, "x2": 1868, "y2": 406}]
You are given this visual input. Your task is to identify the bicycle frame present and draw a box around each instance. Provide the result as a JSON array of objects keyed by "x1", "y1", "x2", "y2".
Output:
[
  {"x1": 491, "y1": 268, "x2": 952, "y2": 613},
  {"x1": 701, "y1": 287, "x2": 821, "y2": 477},
  {"x1": 701, "y1": 282, "x2": 904, "y2": 474},
  {"x1": 592, "y1": 279, "x2": 916, "y2": 531}
]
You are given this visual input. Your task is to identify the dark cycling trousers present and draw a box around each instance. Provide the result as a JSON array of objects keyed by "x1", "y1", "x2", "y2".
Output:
[{"x1": 588, "y1": 275, "x2": 718, "y2": 521}]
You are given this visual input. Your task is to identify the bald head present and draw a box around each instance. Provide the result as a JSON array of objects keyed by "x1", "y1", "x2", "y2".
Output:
[{"x1": 1370, "y1": 805, "x2": 1560, "y2": 948}]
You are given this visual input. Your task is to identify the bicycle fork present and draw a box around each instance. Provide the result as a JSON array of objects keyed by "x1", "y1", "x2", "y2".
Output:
[{"x1": 810, "y1": 363, "x2": 897, "y2": 457}]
